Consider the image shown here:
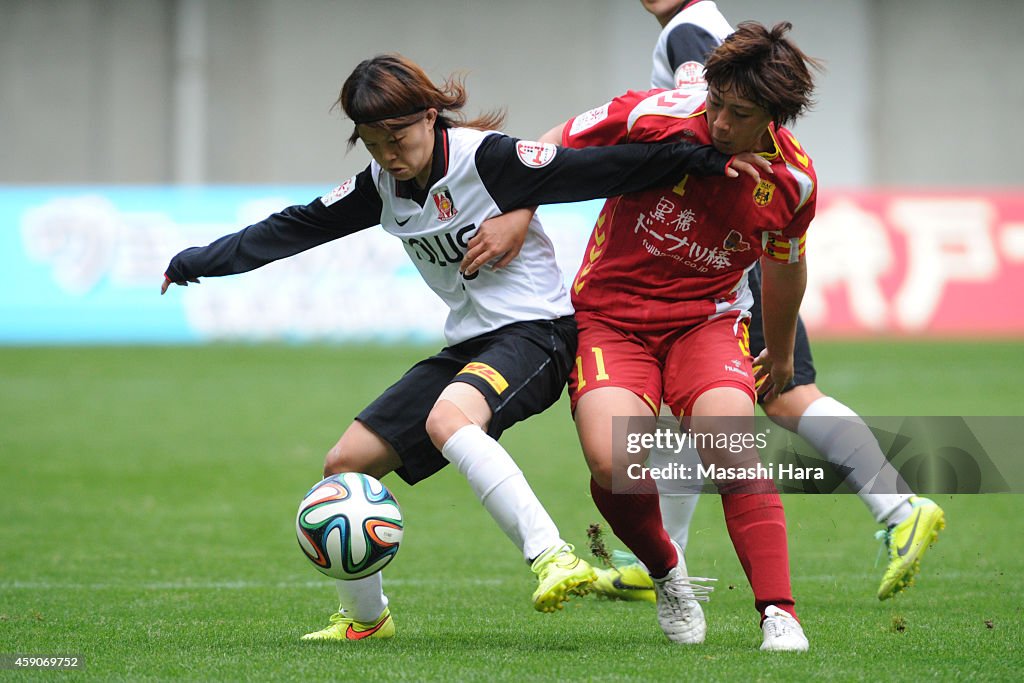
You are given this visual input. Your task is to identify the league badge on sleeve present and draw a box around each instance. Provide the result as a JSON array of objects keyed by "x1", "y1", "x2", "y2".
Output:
[
  {"x1": 432, "y1": 185, "x2": 458, "y2": 221},
  {"x1": 516, "y1": 141, "x2": 557, "y2": 168},
  {"x1": 320, "y1": 176, "x2": 357, "y2": 207},
  {"x1": 674, "y1": 61, "x2": 707, "y2": 89}
]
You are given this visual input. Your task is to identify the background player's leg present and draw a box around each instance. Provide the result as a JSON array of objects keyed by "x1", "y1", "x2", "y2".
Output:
[
  {"x1": 765, "y1": 386, "x2": 912, "y2": 524},
  {"x1": 649, "y1": 405, "x2": 700, "y2": 558},
  {"x1": 764, "y1": 385, "x2": 946, "y2": 600}
]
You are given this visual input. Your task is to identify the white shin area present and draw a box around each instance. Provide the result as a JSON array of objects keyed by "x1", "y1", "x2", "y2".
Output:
[
  {"x1": 797, "y1": 396, "x2": 913, "y2": 524},
  {"x1": 335, "y1": 573, "x2": 388, "y2": 623},
  {"x1": 442, "y1": 424, "x2": 562, "y2": 561}
]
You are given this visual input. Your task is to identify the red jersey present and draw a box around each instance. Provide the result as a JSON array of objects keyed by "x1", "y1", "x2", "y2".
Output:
[{"x1": 562, "y1": 88, "x2": 816, "y2": 329}]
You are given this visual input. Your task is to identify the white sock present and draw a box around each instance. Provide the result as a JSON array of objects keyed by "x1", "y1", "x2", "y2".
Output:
[
  {"x1": 658, "y1": 494, "x2": 699, "y2": 558},
  {"x1": 797, "y1": 396, "x2": 913, "y2": 524},
  {"x1": 335, "y1": 573, "x2": 387, "y2": 623},
  {"x1": 646, "y1": 412, "x2": 700, "y2": 561},
  {"x1": 442, "y1": 424, "x2": 562, "y2": 561}
]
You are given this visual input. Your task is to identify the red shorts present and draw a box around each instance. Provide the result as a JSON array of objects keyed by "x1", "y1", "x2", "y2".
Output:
[{"x1": 569, "y1": 311, "x2": 755, "y2": 417}]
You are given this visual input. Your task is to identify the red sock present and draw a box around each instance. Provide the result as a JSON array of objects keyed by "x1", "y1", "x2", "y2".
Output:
[
  {"x1": 718, "y1": 478, "x2": 797, "y2": 620},
  {"x1": 589, "y1": 477, "x2": 677, "y2": 577}
]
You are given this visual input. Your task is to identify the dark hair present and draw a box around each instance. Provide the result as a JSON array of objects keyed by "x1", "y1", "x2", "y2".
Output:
[
  {"x1": 703, "y1": 21, "x2": 823, "y2": 127},
  {"x1": 336, "y1": 53, "x2": 506, "y2": 148}
]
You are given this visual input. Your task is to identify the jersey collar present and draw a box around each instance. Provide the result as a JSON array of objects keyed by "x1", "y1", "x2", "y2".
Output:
[{"x1": 394, "y1": 126, "x2": 450, "y2": 206}]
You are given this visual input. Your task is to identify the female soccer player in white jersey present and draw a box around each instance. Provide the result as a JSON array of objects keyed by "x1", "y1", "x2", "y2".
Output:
[
  {"x1": 161, "y1": 53, "x2": 769, "y2": 642},
  {"x1": 620, "y1": 0, "x2": 945, "y2": 608}
]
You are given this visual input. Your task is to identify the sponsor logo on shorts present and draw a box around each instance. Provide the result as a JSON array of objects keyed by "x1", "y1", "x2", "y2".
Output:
[
  {"x1": 723, "y1": 363, "x2": 750, "y2": 377},
  {"x1": 458, "y1": 362, "x2": 509, "y2": 394}
]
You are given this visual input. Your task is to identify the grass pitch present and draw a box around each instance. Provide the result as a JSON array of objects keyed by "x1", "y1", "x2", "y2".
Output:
[{"x1": 1, "y1": 341, "x2": 1021, "y2": 681}]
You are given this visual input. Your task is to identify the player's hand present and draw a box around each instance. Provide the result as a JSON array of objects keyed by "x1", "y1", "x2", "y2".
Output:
[
  {"x1": 461, "y1": 208, "x2": 534, "y2": 276},
  {"x1": 725, "y1": 152, "x2": 773, "y2": 182},
  {"x1": 161, "y1": 275, "x2": 200, "y2": 295},
  {"x1": 752, "y1": 347, "x2": 794, "y2": 402}
]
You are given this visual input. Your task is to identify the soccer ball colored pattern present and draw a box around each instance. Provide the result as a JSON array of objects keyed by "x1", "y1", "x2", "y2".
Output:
[{"x1": 296, "y1": 472, "x2": 404, "y2": 580}]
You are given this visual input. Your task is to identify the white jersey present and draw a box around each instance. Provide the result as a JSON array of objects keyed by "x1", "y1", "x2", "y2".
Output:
[
  {"x1": 370, "y1": 128, "x2": 571, "y2": 344},
  {"x1": 650, "y1": 0, "x2": 732, "y2": 90}
]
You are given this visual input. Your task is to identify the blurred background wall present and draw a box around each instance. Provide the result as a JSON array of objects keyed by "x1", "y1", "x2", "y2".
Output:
[
  {"x1": 3, "y1": 0, "x2": 1023, "y2": 343},
  {"x1": 3, "y1": 0, "x2": 1023, "y2": 188}
]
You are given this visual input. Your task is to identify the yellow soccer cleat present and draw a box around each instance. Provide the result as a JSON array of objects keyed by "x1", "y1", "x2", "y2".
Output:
[
  {"x1": 531, "y1": 543, "x2": 597, "y2": 612},
  {"x1": 300, "y1": 606, "x2": 395, "y2": 641},
  {"x1": 591, "y1": 550, "x2": 656, "y2": 603},
  {"x1": 876, "y1": 497, "x2": 946, "y2": 600}
]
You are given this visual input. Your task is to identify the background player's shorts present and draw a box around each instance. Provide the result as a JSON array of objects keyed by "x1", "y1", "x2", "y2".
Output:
[
  {"x1": 747, "y1": 262, "x2": 817, "y2": 399},
  {"x1": 570, "y1": 312, "x2": 755, "y2": 417},
  {"x1": 357, "y1": 316, "x2": 577, "y2": 485}
]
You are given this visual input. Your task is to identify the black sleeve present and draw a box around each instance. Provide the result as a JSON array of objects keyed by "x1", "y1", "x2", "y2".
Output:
[
  {"x1": 665, "y1": 23, "x2": 720, "y2": 69},
  {"x1": 165, "y1": 168, "x2": 383, "y2": 282},
  {"x1": 474, "y1": 134, "x2": 732, "y2": 213}
]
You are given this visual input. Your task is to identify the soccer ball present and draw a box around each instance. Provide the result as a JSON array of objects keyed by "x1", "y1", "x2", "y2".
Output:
[{"x1": 295, "y1": 472, "x2": 404, "y2": 580}]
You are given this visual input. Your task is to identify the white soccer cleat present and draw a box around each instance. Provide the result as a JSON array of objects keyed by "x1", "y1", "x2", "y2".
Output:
[
  {"x1": 760, "y1": 604, "x2": 809, "y2": 652},
  {"x1": 651, "y1": 565, "x2": 715, "y2": 644}
]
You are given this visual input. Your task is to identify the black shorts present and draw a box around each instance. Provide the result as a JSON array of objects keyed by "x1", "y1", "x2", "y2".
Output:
[
  {"x1": 357, "y1": 316, "x2": 578, "y2": 485},
  {"x1": 746, "y1": 262, "x2": 816, "y2": 402}
]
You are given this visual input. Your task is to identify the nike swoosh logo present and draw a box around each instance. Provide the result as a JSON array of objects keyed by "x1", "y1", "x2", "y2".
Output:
[
  {"x1": 395, "y1": 217, "x2": 411, "y2": 226},
  {"x1": 612, "y1": 576, "x2": 652, "y2": 592},
  {"x1": 896, "y1": 511, "x2": 922, "y2": 557},
  {"x1": 345, "y1": 617, "x2": 389, "y2": 640}
]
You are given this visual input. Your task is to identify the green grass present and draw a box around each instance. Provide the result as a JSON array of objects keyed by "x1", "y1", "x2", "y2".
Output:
[{"x1": 1, "y1": 341, "x2": 1021, "y2": 681}]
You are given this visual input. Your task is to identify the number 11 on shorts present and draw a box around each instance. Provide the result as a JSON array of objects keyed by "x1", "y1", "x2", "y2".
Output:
[{"x1": 575, "y1": 346, "x2": 610, "y2": 390}]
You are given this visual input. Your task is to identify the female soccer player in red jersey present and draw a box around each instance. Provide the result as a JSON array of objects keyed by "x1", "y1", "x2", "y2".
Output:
[
  {"x1": 469, "y1": 21, "x2": 820, "y2": 651},
  {"x1": 634, "y1": 0, "x2": 945, "y2": 609}
]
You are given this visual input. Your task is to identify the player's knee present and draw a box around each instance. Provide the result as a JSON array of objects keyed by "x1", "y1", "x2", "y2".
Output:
[
  {"x1": 323, "y1": 441, "x2": 358, "y2": 478},
  {"x1": 425, "y1": 399, "x2": 475, "y2": 452},
  {"x1": 761, "y1": 383, "x2": 824, "y2": 431},
  {"x1": 761, "y1": 397, "x2": 793, "y2": 422},
  {"x1": 588, "y1": 459, "x2": 617, "y2": 491},
  {"x1": 323, "y1": 426, "x2": 395, "y2": 480}
]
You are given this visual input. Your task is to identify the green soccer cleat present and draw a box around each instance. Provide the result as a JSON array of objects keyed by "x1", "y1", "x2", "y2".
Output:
[
  {"x1": 531, "y1": 543, "x2": 597, "y2": 612},
  {"x1": 591, "y1": 549, "x2": 655, "y2": 603},
  {"x1": 876, "y1": 497, "x2": 946, "y2": 600},
  {"x1": 300, "y1": 606, "x2": 395, "y2": 641}
]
